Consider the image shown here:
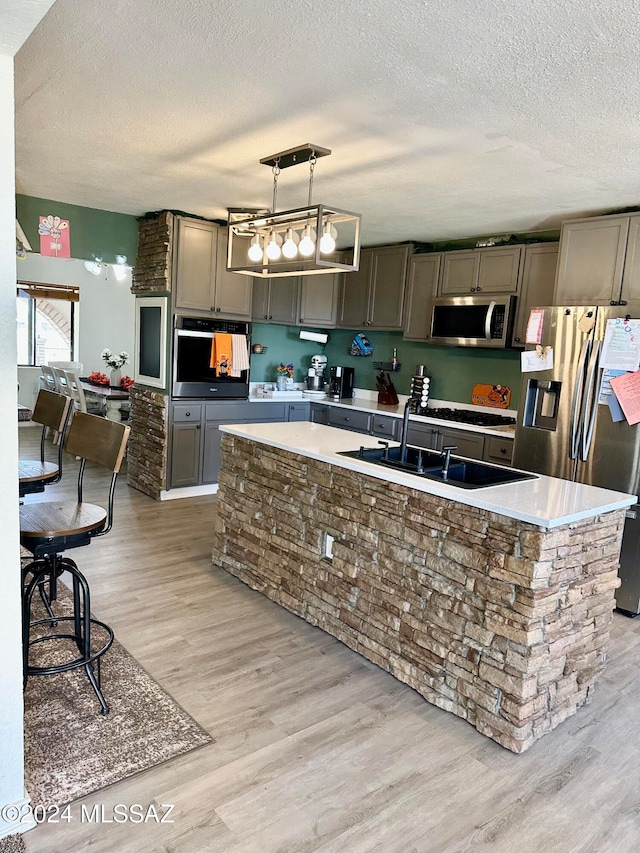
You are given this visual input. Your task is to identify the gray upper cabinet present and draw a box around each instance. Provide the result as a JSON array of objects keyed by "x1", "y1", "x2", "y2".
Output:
[
  {"x1": 511, "y1": 243, "x2": 559, "y2": 346},
  {"x1": 440, "y1": 246, "x2": 522, "y2": 295},
  {"x1": 298, "y1": 272, "x2": 341, "y2": 328},
  {"x1": 173, "y1": 217, "x2": 252, "y2": 319},
  {"x1": 338, "y1": 244, "x2": 411, "y2": 330},
  {"x1": 252, "y1": 277, "x2": 299, "y2": 324},
  {"x1": 621, "y1": 216, "x2": 640, "y2": 303},
  {"x1": 553, "y1": 215, "x2": 631, "y2": 305},
  {"x1": 403, "y1": 253, "x2": 442, "y2": 341}
]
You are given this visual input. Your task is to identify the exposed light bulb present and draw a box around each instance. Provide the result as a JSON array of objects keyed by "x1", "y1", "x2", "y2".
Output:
[
  {"x1": 282, "y1": 228, "x2": 299, "y2": 259},
  {"x1": 320, "y1": 222, "x2": 337, "y2": 255},
  {"x1": 248, "y1": 234, "x2": 263, "y2": 262},
  {"x1": 265, "y1": 230, "x2": 282, "y2": 261},
  {"x1": 298, "y1": 225, "x2": 316, "y2": 257}
]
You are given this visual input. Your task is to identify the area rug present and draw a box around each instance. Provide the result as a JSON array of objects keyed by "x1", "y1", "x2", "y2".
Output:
[
  {"x1": 23, "y1": 582, "x2": 213, "y2": 807},
  {"x1": 0, "y1": 835, "x2": 26, "y2": 853}
]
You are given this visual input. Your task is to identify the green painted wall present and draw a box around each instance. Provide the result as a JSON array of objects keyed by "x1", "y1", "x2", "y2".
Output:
[
  {"x1": 16, "y1": 194, "x2": 139, "y2": 264},
  {"x1": 250, "y1": 323, "x2": 523, "y2": 408}
]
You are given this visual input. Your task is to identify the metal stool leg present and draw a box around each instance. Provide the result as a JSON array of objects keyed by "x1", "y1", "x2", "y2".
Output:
[{"x1": 22, "y1": 556, "x2": 113, "y2": 715}]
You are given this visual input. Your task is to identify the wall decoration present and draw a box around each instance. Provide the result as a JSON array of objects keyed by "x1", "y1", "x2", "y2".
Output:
[{"x1": 39, "y1": 215, "x2": 70, "y2": 258}]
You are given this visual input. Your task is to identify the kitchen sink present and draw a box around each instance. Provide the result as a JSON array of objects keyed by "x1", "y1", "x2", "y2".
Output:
[{"x1": 337, "y1": 444, "x2": 537, "y2": 489}]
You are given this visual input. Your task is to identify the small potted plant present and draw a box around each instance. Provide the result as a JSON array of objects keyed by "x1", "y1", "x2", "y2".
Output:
[{"x1": 276, "y1": 362, "x2": 294, "y2": 390}]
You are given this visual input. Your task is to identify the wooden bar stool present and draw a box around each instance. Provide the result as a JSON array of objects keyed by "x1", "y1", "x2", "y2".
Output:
[
  {"x1": 20, "y1": 412, "x2": 130, "y2": 715},
  {"x1": 19, "y1": 389, "x2": 73, "y2": 498}
]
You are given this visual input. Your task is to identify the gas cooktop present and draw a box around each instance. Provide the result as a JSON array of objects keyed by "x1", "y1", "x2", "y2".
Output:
[{"x1": 418, "y1": 407, "x2": 516, "y2": 427}]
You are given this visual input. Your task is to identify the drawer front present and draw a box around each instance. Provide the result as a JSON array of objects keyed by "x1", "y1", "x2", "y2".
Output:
[
  {"x1": 248, "y1": 402, "x2": 286, "y2": 422},
  {"x1": 328, "y1": 408, "x2": 371, "y2": 433},
  {"x1": 172, "y1": 403, "x2": 202, "y2": 423},
  {"x1": 371, "y1": 414, "x2": 398, "y2": 439},
  {"x1": 483, "y1": 435, "x2": 514, "y2": 466},
  {"x1": 204, "y1": 402, "x2": 252, "y2": 421}
]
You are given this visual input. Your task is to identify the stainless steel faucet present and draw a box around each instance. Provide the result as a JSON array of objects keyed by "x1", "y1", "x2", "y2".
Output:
[
  {"x1": 440, "y1": 445, "x2": 457, "y2": 480},
  {"x1": 399, "y1": 396, "x2": 420, "y2": 463}
]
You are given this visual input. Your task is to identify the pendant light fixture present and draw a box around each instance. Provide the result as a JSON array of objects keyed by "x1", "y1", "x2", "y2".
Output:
[{"x1": 227, "y1": 143, "x2": 361, "y2": 277}]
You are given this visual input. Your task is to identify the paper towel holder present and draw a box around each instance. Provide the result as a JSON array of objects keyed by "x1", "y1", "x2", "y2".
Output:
[{"x1": 299, "y1": 329, "x2": 329, "y2": 344}]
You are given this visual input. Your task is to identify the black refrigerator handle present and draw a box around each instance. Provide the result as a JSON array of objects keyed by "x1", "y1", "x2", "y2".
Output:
[
  {"x1": 569, "y1": 339, "x2": 591, "y2": 460},
  {"x1": 581, "y1": 339, "x2": 602, "y2": 462}
]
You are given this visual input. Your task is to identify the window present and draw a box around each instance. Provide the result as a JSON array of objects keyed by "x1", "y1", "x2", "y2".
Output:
[{"x1": 17, "y1": 282, "x2": 78, "y2": 366}]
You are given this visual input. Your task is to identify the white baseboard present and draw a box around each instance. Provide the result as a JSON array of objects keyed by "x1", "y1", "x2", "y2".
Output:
[
  {"x1": 0, "y1": 791, "x2": 37, "y2": 838},
  {"x1": 160, "y1": 483, "x2": 218, "y2": 500}
]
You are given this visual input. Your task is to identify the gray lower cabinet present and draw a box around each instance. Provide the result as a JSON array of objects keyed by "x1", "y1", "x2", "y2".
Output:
[
  {"x1": 170, "y1": 400, "x2": 314, "y2": 487},
  {"x1": 405, "y1": 422, "x2": 485, "y2": 460},
  {"x1": 170, "y1": 403, "x2": 203, "y2": 487},
  {"x1": 482, "y1": 435, "x2": 514, "y2": 466},
  {"x1": 287, "y1": 402, "x2": 310, "y2": 421},
  {"x1": 310, "y1": 402, "x2": 330, "y2": 424},
  {"x1": 202, "y1": 418, "x2": 245, "y2": 484}
]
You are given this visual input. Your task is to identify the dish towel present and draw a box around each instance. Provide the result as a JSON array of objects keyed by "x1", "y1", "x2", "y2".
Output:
[
  {"x1": 231, "y1": 335, "x2": 250, "y2": 377},
  {"x1": 209, "y1": 333, "x2": 233, "y2": 375}
]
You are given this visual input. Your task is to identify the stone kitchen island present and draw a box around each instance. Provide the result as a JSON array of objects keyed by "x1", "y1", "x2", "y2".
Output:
[{"x1": 211, "y1": 422, "x2": 635, "y2": 753}]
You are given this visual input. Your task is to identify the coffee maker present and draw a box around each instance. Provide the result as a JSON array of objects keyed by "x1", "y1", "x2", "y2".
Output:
[
  {"x1": 306, "y1": 354, "x2": 328, "y2": 392},
  {"x1": 328, "y1": 365, "x2": 355, "y2": 399}
]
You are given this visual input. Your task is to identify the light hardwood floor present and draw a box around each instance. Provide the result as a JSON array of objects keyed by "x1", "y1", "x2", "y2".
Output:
[{"x1": 18, "y1": 426, "x2": 640, "y2": 852}]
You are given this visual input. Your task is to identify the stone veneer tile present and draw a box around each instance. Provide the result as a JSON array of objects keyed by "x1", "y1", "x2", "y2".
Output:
[{"x1": 212, "y1": 434, "x2": 626, "y2": 753}]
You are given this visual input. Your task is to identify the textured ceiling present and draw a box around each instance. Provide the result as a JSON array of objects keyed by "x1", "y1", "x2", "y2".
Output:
[{"x1": 13, "y1": 0, "x2": 640, "y2": 245}]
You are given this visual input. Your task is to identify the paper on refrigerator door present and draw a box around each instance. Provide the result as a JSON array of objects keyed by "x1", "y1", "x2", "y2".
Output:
[
  {"x1": 600, "y1": 318, "x2": 640, "y2": 371},
  {"x1": 610, "y1": 370, "x2": 640, "y2": 425},
  {"x1": 521, "y1": 346, "x2": 553, "y2": 372}
]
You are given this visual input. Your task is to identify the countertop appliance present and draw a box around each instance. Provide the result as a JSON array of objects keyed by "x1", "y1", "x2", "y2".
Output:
[
  {"x1": 173, "y1": 316, "x2": 251, "y2": 398},
  {"x1": 306, "y1": 354, "x2": 327, "y2": 392},
  {"x1": 328, "y1": 365, "x2": 354, "y2": 399},
  {"x1": 512, "y1": 305, "x2": 640, "y2": 614},
  {"x1": 429, "y1": 295, "x2": 516, "y2": 348}
]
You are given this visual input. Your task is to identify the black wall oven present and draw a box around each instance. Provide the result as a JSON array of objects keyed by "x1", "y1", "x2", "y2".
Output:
[{"x1": 172, "y1": 316, "x2": 251, "y2": 398}]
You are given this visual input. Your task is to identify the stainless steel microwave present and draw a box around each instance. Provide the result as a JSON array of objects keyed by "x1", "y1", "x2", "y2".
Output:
[{"x1": 429, "y1": 295, "x2": 516, "y2": 348}]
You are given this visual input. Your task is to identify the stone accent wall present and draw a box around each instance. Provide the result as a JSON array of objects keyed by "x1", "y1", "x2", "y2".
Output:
[
  {"x1": 212, "y1": 434, "x2": 626, "y2": 753},
  {"x1": 126, "y1": 386, "x2": 169, "y2": 499},
  {"x1": 131, "y1": 211, "x2": 174, "y2": 294}
]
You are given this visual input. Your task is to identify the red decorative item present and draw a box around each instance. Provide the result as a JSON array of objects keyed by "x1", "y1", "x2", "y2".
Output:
[
  {"x1": 38, "y1": 215, "x2": 70, "y2": 258},
  {"x1": 120, "y1": 375, "x2": 134, "y2": 390},
  {"x1": 87, "y1": 371, "x2": 110, "y2": 386}
]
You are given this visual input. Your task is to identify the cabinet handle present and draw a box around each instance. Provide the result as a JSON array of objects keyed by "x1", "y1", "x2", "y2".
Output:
[
  {"x1": 268, "y1": 315, "x2": 273, "y2": 319},
  {"x1": 196, "y1": 424, "x2": 201, "y2": 429},
  {"x1": 216, "y1": 307, "x2": 221, "y2": 312},
  {"x1": 500, "y1": 447, "x2": 507, "y2": 454},
  {"x1": 620, "y1": 300, "x2": 628, "y2": 306},
  {"x1": 514, "y1": 336, "x2": 521, "y2": 342},
  {"x1": 476, "y1": 286, "x2": 481, "y2": 292},
  {"x1": 185, "y1": 412, "x2": 191, "y2": 417},
  {"x1": 263, "y1": 314, "x2": 268, "y2": 319}
]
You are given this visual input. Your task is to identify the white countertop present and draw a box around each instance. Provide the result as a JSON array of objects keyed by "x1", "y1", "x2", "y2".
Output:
[
  {"x1": 248, "y1": 388, "x2": 517, "y2": 439},
  {"x1": 219, "y1": 421, "x2": 636, "y2": 529}
]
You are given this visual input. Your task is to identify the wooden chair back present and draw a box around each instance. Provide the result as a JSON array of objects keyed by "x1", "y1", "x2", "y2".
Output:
[
  {"x1": 32, "y1": 388, "x2": 73, "y2": 433},
  {"x1": 65, "y1": 411, "x2": 130, "y2": 473}
]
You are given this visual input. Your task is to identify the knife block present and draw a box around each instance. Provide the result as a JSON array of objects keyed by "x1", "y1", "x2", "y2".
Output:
[{"x1": 377, "y1": 384, "x2": 399, "y2": 406}]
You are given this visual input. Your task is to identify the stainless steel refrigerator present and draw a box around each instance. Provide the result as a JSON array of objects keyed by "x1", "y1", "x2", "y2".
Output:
[{"x1": 512, "y1": 305, "x2": 640, "y2": 615}]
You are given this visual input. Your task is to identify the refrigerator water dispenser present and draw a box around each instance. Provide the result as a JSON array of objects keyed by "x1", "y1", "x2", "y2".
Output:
[{"x1": 523, "y1": 379, "x2": 562, "y2": 430}]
